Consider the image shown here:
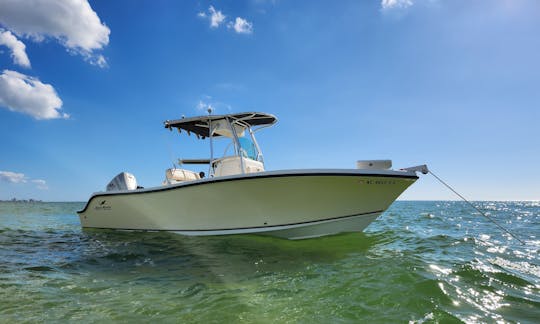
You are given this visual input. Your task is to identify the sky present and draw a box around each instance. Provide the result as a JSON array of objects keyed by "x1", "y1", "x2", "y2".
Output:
[{"x1": 0, "y1": 0, "x2": 539, "y2": 201}]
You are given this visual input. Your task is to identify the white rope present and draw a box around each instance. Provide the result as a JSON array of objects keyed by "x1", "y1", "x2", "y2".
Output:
[{"x1": 428, "y1": 170, "x2": 525, "y2": 245}]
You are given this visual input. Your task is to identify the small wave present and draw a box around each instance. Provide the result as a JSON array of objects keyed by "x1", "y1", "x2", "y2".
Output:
[{"x1": 24, "y1": 266, "x2": 55, "y2": 272}]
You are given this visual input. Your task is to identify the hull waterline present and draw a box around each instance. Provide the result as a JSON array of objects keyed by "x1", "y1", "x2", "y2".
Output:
[{"x1": 78, "y1": 170, "x2": 417, "y2": 239}]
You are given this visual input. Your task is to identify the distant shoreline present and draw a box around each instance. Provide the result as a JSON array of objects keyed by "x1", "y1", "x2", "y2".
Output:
[
  {"x1": 0, "y1": 198, "x2": 43, "y2": 203},
  {"x1": 0, "y1": 199, "x2": 84, "y2": 203}
]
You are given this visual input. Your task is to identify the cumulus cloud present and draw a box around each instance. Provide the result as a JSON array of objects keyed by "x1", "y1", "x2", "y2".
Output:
[
  {"x1": 0, "y1": 70, "x2": 67, "y2": 120},
  {"x1": 381, "y1": 0, "x2": 414, "y2": 10},
  {"x1": 198, "y1": 6, "x2": 253, "y2": 34},
  {"x1": 0, "y1": 171, "x2": 27, "y2": 183},
  {"x1": 0, "y1": 171, "x2": 48, "y2": 189},
  {"x1": 198, "y1": 6, "x2": 226, "y2": 28},
  {"x1": 0, "y1": 29, "x2": 30, "y2": 68},
  {"x1": 228, "y1": 17, "x2": 254, "y2": 34},
  {"x1": 0, "y1": 0, "x2": 110, "y2": 66}
]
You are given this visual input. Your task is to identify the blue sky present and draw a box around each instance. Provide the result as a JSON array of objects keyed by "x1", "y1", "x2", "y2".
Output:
[{"x1": 0, "y1": 0, "x2": 539, "y2": 201}]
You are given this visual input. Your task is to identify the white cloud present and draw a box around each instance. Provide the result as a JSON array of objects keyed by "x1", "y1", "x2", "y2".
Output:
[
  {"x1": 210, "y1": 6, "x2": 226, "y2": 28},
  {"x1": 0, "y1": 0, "x2": 110, "y2": 65},
  {"x1": 196, "y1": 96, "x2": 232, "y2": 114},
  {"x1": 381, "y1": 0, "x2": 414, "y2": 10},
  {"x1": 0, "y1": 171, "x2": 48, "y2": 189},
  {"x1": 0, "y1": 171, "x2": 27, "y2": 183},
  {"x1": 197, "y1": 100, "x2": 214, "y2": 113},
  {"x1": 228, "y1": 17, "x2": 254, "y2": 34},
  {"x1": 198, "y1": 6, "x2": 226, "y2": 28},
  {"x1": 89, "y1": 54, "x2": 107, "y2": 68},
  {"x1": 0, "y1": 29, "x2": 30, "y2": 68},
  {"x1": 0, "y1": 70, "x2": 67, "y2": 120},
  {"x1": 198, "y1": 6, "x2": 253, "y2": 34},
  {"x1": 31, "y1": 179, "x2": 48, "y2": 190}
]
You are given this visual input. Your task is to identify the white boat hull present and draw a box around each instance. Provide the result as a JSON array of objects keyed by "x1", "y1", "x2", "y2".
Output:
[{"x1": 78, "y1": 170, "x2": 417, "y2": 239}]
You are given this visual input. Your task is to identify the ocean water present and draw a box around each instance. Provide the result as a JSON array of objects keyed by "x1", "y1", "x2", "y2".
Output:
[{"x1": 0, "y1": 201, "x2": 538, "y2": 323}]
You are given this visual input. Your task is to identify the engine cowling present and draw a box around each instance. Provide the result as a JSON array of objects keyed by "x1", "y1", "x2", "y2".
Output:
[{"x1": 106, "y1": 172, "x2": 138, "y2": 191}]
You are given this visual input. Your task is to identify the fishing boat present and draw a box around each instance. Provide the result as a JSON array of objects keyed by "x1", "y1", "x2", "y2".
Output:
[{"x1": 78, "y1": 112, "x2": 427, "y2": 239}]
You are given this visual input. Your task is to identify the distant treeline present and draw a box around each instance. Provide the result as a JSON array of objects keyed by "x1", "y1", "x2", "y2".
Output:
[{"x1": 0, "y1": 198, "x2": 43, "y2": 203}]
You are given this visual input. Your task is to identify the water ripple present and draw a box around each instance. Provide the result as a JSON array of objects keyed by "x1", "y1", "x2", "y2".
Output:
[{"x1": 0, "y1": 201, "x2": 539, "y2": 322}]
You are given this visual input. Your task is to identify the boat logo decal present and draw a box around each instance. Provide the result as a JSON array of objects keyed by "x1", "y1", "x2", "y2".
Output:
[{"x1": 94, "y1": 200, "x2": 112, "y2": 211}]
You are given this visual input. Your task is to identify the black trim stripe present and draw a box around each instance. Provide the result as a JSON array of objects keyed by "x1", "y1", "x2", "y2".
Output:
[
  {"x1": 78, "y1": 171, "x2": 417, "y2": 213},
  {"x1": 81, "y1": 209, "x2": 384, "y2": 232}
]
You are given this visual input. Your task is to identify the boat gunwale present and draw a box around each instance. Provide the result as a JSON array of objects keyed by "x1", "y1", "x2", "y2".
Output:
[{"x1": 77, "y1": 169, "x2": 418, "y2": 214}]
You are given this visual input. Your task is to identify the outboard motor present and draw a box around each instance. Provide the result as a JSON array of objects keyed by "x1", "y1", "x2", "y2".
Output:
[{"x1": 106, "y1": 172, "x2": 138, "y2": 191}]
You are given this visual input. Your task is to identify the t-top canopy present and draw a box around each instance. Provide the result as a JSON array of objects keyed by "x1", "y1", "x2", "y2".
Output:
[{"x1": 164, "y1": 112, "x2": 277, "y2": 138}]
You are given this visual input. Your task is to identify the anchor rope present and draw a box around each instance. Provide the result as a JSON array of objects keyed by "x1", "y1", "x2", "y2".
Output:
[{"x1": 428, "y1": 170, "x2": 525, "y2": 245}]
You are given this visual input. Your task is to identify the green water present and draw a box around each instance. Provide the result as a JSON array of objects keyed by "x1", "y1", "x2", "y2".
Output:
[{"x1": 0, "y1": 201, "x2": 539, "y2": 322}]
